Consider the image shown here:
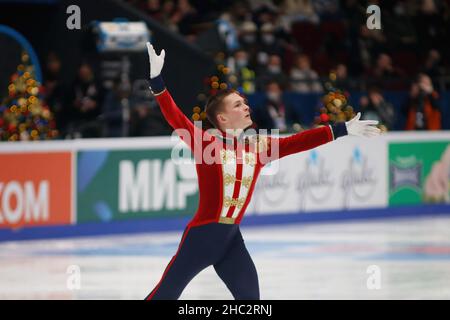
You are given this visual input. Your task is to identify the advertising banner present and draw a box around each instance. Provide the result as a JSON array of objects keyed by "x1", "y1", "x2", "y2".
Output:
[
  {"x1": 76, "y1": 148, "x2": 199, "y2": 223},
  {"x1": 247, "y1": 137, "x2": 388, "y2": 215},
  {"x1": 0, "y1": 152, "x2": 72, "y2": 228},
  {"x1": 389, "y1": 141, "x2": 450, "y2": 205}
]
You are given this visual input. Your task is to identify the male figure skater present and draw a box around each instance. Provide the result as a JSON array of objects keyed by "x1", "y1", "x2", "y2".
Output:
[{"x1": 145, "y1": 43, "x2": 380, "y2": 300}]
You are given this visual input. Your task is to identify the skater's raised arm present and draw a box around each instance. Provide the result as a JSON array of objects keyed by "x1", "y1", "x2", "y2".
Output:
[
  {"x1": 146, "y1": 42, "x2": 200, "y2": 150},
  {"x1": 267, "y1": 113, "x2": 380, "y2": 160}
]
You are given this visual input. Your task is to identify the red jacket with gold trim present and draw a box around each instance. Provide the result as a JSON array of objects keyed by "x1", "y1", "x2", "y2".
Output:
[{"x1": 150, "y1": 76, "x2": 347, "y2": 227}]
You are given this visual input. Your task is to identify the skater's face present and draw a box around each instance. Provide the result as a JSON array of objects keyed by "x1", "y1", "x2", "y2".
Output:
[{"x1": 216, "y1": 92, "x2": 252, "y2": 131}]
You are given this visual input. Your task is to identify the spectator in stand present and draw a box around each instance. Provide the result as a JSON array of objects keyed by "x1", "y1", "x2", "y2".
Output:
[
  {"x1": 238, "y1": 20, "x2": 258, "y2": 51},
  {"x1": 383, "y1": 0, "x2": 418, "y2": 51},
  {"x1": 100, "y1": 77, "x2": 131, "y2": 137},
  {"x1": 159, "y1": 0, "x2": 178, "y2": 33},
  {"x1": 358, "y1": 25, "x2": 387, "y2": 74},
  {"x1": 173, "y1": 0, "x2": 199, "y2": 39},
  {"x1": 251, "y1": 80, "x2": 302, "y2": 133},
  {"x1": 259, "y1": 22, "x2": 280, "y2": 54},
  {"x1": 359, "y1": 86, "x2": 395, "y2": 130},
  {"x1": 248, "y1": 0, "x2": 278, "y2": 12},
  {"x1": 237, "y1": 20, "x2": 259, "y2": 67},
  {"x1": 140, "y1": 0, "x2": 198, "y2": 40},
  {"x1": 367, "y1": 53, "x2": 405, "y2": 90},
  {"x1": 331, "y1": 63, "x2": 358, "y2": 91},
  {"x1": 289, "y1": 53, "x2": 323, "y2": 93},
  {"x1": 216, "y1": 2, "x2": 254, "y2": 53},
  {"x1": 228, "y1": 49, "x2": 256, "y2": 94},
  {"x1": 257, "y1": 54, "x2": 288, "y2": 90},
  {"x1": 280, "y1": 0, "x2": 320, "y2": 25},
  {"x1": 43, "y1": 52, "x2": 67, "y2": 137},
  {"x1": 129, "y1": 99, "x2": 172, "y2": 137},
  {"x1": 217, "y1": 12, "x2": 240, "y2": 54},
  {"x1": 68, "y1": 62, "x2": 102, "y2": 138},
  {"x1": 256, "y1": 23, "x2": 285, "y2": 65},
  {"x1": 143, "y1": 0, "x2": 162, "y2": 21},
  {"x1": 312, "y1": 0, "x2": 341, "y2": 22},
  {"x1": 403, "y1": 73, "x2": 442, "y2": 130},
  {"x1": 422, "y1": 49, "x2": 443, "y2": 80},
  {"x1": 414, "y1": 0, "x2": 447, "y2": 55},
  {"x1": 253, "y1": 2, "x2": 279, "y2": 27}
]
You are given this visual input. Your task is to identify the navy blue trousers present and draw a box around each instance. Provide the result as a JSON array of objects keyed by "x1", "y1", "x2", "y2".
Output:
[{"x1": 146, "y1": 223, "x2": 259, "y2": 300}]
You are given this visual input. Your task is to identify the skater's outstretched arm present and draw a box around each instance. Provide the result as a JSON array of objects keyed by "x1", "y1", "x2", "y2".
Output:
[
  {"x1": 146, "y1": 42, "x2": 201, "y2": 150},
  {"x1": 268, "y1": 112, "x2": 380, "y2": 160}
]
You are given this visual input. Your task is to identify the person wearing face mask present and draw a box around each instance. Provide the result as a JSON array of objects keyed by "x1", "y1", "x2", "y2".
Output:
[
  {"x1": 257, "y1": 54, "x2": 288, "y2": 90},
  {"x1": 290, "y1": 53, "x2": 323, "y2": 93},
  {"x1": 256, "y1": 23, "x2": 284, "y2": 67},
  {"x1": 237, "y1": 20, "x2": 259, "y2": 69},
  {"x1": 359, "y1": 86, "x2": 394, "y2": 131},
  {"x1": 252, "y1": 81, "x2": 301, "y2": 133},
  {"x1": 261, "y1": 27, "x2": 275, "y2": 46},
  {"x1": 239, "y1": 21, "x2": 258, "y2": 47},
  {"x1": 229, "y1": 49, "x2": 256, "y2": 94}
]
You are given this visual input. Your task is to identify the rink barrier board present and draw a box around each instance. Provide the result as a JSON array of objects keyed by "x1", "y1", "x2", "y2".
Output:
[
  {"x1": 0, "y1": 204, "x2": 449, "y2": 242},
  {"x1": 0, "y1": 132, "x2": 449, "y2": 239}
]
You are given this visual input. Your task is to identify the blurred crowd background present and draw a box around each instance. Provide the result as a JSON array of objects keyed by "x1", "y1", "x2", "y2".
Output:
[{"x1": 0, "y1": 0, "x2": 449, "y2": 141}]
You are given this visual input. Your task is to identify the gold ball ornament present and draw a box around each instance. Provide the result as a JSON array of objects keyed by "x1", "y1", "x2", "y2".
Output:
[
  {"x1": 20, "y1": 131, "x2": 30, "y2": 141},
  {"x1": 329, "y1": 72, "x2": 337, "y2": 81},
  {"x1": 216, "y1": 52, "x2": 225, "y2": 60},
  {"x1": 337, "y1": 112, "x2": 346, "y2": 122},
  {"x1": 333, "y1": 98, "x2": 342, "y2": 108},
  {"x1": 21, "y1": 53, "x2": 29, "y2": 62},
  {"x1": 193, "y1": 106, "x2": 201, "y2": 113},
  {"x1": 31, "y1": 130, "x2": 39, "y2": 138},
  {"x1": 292, "y1": 123, "x2": 303, "y2": 132},
  {"x1": 18, "y1": 98, "x2": 27, "y2": 106},
  {"x1": 197, "y1": 93, "x2": 206, "y2": 101},
  {"x1": 31, "y1": 87, "x2": 39, "y2": 95},
  {"x1": 19, "y1": 124, "x2": 27, "y2": 132},
  {"x1": 42, "y1": 109, "x2": 50, "y2": 119}
]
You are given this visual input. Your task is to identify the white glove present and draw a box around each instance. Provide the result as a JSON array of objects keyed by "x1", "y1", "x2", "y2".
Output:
[
  {"x1": 146, "y1": 42, "x2": 165, "y2": 79},
  {"x1": 345, "y1": 112, "x2": 381, "y2": 137}
]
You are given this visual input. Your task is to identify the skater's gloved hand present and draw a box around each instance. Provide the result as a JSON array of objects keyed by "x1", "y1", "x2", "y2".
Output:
[
  {"x1": 345, "y1": 112, "x2": 381, "y2": 137},
  {"x1": 146, "y1": 42, "x2": 165, "y2": 79}
]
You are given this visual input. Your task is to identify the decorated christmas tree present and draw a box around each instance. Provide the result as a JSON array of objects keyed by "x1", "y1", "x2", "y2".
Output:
[
  {"x1": 0, "y1": 52, "x2": 58, "y2": 141},
  {"x1": 314, "y1": 70, "x2": 355, "y2": 127},
  {"x1": 191, "y1": 52, "x2": 230, "y2": 124}
]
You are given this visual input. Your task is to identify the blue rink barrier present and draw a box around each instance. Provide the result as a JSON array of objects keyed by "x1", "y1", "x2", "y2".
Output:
[{"x1": 1, "y1": 204, "x2": 450, "y2": 242}]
